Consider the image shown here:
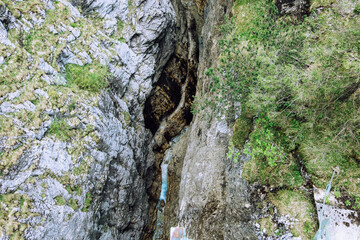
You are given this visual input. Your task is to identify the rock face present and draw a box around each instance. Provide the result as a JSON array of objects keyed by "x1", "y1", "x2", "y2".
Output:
[
  {"x1": 142, "y1": 0, "x2": 204, "y2": 238},
  {"x1": 153, "y1": 0, "x2": 261, "y2": 239},
  {"x1": 275, "y1": 0, "x2": 310, "y2": 19},
  {"x1": 0, "y1": 0, "x2": 175, "y2": 239}
]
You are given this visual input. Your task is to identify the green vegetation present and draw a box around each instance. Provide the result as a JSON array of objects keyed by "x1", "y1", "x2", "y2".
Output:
[
  {"x1": 354, "y1": 3, "x2": 360, "y2": 14},
  {"x1": 66, "y1": 185, "x2": 82, "y2": 196},
  {"x1": 257, "y1": 190, "x2": 317, "y2": 238},
  {"x1": 0, "y1": 193, "x2": 38, "y2": 239},
  {"x1": 48, "y1": 118, "x2": 73, "y2": 141},
  {"x1": 68, "y1": 198, "x2": 79, "y2": 211},
  {"x1": 232, "y1": 115, "x2": 252, "y2": 149},
  {"x1": 197, "y1": 0, "x2": 360, "y2": 214},
  {"x1": 270, "y1": 190, "x2": 317, "y2": 239},
  {"x1": 65, "y1": 63, "x2": 109, "y2": 93},
  {"x1": 258, "y1": 217, "x2": 276, "y2": 235},
  {"x1": 55, "y1": 196, "x2": 79, "y2": 210},
  {"x1": 81, "y1": 192, "x2": 92, "y2": 212},
  {"x1": 55, "y1": 196, "x2": 66, "y2": 206}
]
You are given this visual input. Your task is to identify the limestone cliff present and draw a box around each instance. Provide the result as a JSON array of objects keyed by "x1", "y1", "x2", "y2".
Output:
[{"x1": 0, "y1": 0, "x2": 175, "y2": 238}]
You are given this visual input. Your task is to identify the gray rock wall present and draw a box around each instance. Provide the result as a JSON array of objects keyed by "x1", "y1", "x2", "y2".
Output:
[
  {"x1": 0, "y1": 0, "x2": 176, "y2": 239},
  {"x1": 163, "y1": 0, "x2": 260, "y2": 239}
]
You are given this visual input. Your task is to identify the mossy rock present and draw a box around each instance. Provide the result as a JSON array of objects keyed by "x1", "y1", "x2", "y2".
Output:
[
  {"x1": 0, "y1": 193, "x2": 38, "y2": 238},
  {"x1": 310, "y1": 0, "x2": 336, "y2": 10},
  {"x1": 269, "y1": 190, "x2": 317, "y2": 239},
  {"x1": 258, "y1": 217, "x2": 277, "y2": 236}
]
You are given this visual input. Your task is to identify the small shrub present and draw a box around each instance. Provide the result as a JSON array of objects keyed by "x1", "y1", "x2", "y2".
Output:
[
  {"x1": 226, "y1": 142, "x2": 241, "y2": 163},
  {"x1": 354, "y1": 197, "x2": 360, "y2": 210},
  {"x1": 65, "y1": 63, "x2": 109, "y2": 92},
  {"x1": 232, "y1": 115, "x2": 252, "y2": 149},
  {"x1": 334, "y1": 189, "x2": 341, "y2": 198}
]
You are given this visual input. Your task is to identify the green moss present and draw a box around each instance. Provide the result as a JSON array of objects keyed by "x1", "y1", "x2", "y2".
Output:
[
  {"x1": 68, "y1": 198, "x2": 78, "y2": 211},
  {"x1": 259, "y1": 217, "x2": 276, "y2": 236},
  {"x1": 232, "y1": 115, "x2": 252, "y2": 149},
  {"x1": 65, "y1": 63, "x2": 109, "y2": 93},
  {"x1": 66, "y1": 185, "x2": 82, "y2": 196},
  {"x1": 55, "y1": 196, "x2": 66, "y2": 206},
  {"x1": 123, "y1": 112, "x2": 131, "y2": 125},
  {"x1": 81, "y1": 192, "x2": 92, "y2": 212},
  {"x1": 243, "y1": 155, "x2": 304, "y2": 188},
  {"x1": 48, "y1": 118, "x2": 73, "y2": 141}
]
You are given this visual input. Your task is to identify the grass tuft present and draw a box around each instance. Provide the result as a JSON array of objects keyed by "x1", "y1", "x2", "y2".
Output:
[{"x1": 65, "y1": 63, "x2": 109, "y2": 93}]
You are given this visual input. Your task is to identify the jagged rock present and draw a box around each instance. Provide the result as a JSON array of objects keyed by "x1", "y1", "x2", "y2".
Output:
[
  {"x1": 0, "y1": 22, "x2": 14, "y2": 47},
  {"x1": 275, "y1": 0, "x2": 310, "y2": 19},
  {"x1": 34, "y1": 89, "x2": 49, "y2": 99},
  {"x1": 0, "y1": 0, "x2": 175, "y2": 239},
  {"x1": 57, "y1": 47, "x2": 84, "y2": 69},
  {"x1": 155, "y1": 0, "x2": 258, "y2": 239},
  {"x1": 0, "y1": 2, "x2": 16, "y2": 29},
  {"x1": 82, "y1": 0, "x2": 129, "y2": 19}
]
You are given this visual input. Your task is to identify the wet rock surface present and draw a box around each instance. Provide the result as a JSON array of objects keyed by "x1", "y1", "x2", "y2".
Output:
[{"x1": 142, "y1": 0, "x2": 202, "y2": 238}]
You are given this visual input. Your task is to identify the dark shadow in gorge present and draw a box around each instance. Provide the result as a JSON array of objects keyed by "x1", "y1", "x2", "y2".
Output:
[{"x1": 142, "y1": 0, "x2": 206, "y2": 238}]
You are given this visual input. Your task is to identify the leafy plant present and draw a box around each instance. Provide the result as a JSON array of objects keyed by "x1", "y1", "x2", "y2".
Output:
[
  {"x1": 354, "y1": 197, "x2": 360, "y2": 210},
  {"x1": 226, "y1": 142, "x2": 241, "y2": 163},
  {"x1": 334, "y1": 189, "x2": 341, "y2": 198},
  {"x1": 244, "y1": 116, "x2": 287, "y2": 167},
  {"x1": 68, "y1": 198, "x2": 78, "y2": 211}
]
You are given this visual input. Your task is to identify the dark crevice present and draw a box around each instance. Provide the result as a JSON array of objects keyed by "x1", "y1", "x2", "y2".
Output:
[
  {"x1": 142, "y1": 0, "x2": 205, "y2": 238},
  {"x1": 143, "y1": 55, "x2": 186, "y2": 134}
]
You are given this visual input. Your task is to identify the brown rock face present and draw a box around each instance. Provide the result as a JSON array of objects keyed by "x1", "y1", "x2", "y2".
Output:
[{"x1": 143, "y1": 51, "x2": 187, "y2": 135}]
